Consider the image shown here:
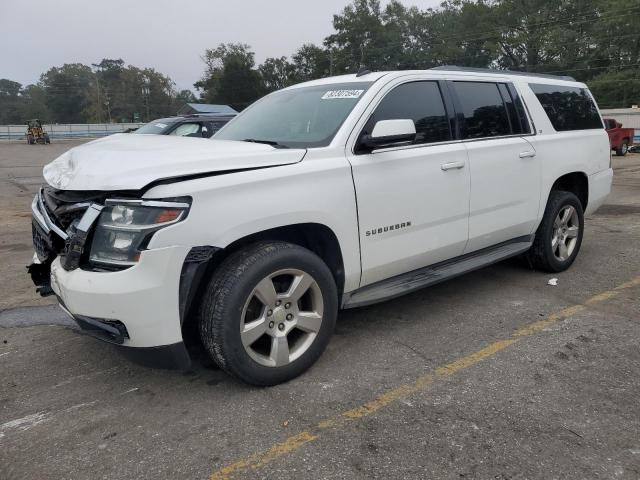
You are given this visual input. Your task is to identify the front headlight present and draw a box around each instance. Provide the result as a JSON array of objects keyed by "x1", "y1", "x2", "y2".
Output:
[{"x1": 89, "y1": 198, "x2": 190, "y2": 267}]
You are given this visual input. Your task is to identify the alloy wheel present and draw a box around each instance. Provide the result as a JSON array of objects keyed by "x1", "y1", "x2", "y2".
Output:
[
  {"x1": 551, "y1": 205, "x2": 580, "y2": 261},
  {"x1": 240, "y1": 269, "x2": 324, "y2": 367}
]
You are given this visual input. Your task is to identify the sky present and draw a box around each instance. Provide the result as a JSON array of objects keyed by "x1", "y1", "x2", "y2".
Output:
[{"x1": 0, "y1": 0, "x2": 442, "y2": 92}]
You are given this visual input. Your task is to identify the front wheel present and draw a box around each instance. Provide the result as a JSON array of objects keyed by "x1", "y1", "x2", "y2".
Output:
[
  {"x1": 199, "y1": 242, "x2": 338, "y2": 386},
  {"x1": 526, "y1": 190, "x2": 584, "y2": 273}
]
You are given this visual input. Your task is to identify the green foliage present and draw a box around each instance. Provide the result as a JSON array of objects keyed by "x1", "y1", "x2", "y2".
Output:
[
  {"x1": 4, "y1": 0, "x2": 640, "y2": 121},
  {"x1": 588, "y1": 69, "x2": 640, "y2": 108},
  {"x1": 39, "y1": 63, "x2": 94, "y2": 123},
  {"x1": 0, "y1": 79, "x2": 26, "y2": 123},
  {"x1": 291, "y1": 44, "x2": 332, "y2": 81},
  {"x1": 194, "y1": 0, "x2": 639, "y2": 108},
  {"x1": 90, "y1": 59, "x2": 177, "y2": 122},
  {"x1": 195, "y1": 43, "x2": 265, "y2": 110},
  {"x1": 1, "y1": 59, "x2": 190, "y2": 124},
  {"x1": 259, "y1": 57, "x2": 296, "y2": 91}
]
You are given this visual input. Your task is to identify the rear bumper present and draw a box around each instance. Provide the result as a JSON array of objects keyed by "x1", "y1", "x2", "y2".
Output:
[{"x1": 586, "y1": 168, "x2": 613, "y2": 216}]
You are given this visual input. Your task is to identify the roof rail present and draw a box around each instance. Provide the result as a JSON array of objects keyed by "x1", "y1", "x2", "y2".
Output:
[{"x1": 430, "y1": 65, "x2": 576, "y2": 82}]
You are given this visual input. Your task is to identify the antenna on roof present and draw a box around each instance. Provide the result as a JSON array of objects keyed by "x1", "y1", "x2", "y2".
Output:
[{"x1": 356, "y1": 67, "x2": 371, "y2": 77}]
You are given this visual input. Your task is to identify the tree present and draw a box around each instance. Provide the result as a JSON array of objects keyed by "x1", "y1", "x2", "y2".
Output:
[
  {"x1": 324, "y1": 0, "x2": 389, "y2": 72},
  {"x1": 18, "y1": 85, "x2": 51, "y2": 122},
  {"x1": 172, "y1": 89, "x2": 198, "y2": 114},
  {"x1": 588, "y1": 69, "x2": 640, "y2": 108},
  {"x1": 0, "y1": 79, "x2": 23, "y2": 123},
  {"x1": 90, "y1": 58, "x2": 126, "y2": 122},
  {"x1": 40, "y1": 63, "x2": 95, "y2": 123},
  {"x1": 259, "y1": 57, "x2": 296, "y2": 92},
  {"x1": 195, "y1": 43, "x2": 264, "y2": 110},
  {"x1": 291, "y1": 44, "x2": 332, "y2": 81},
  {"x1": 175, "y1": 89, "x2": 197, "y2": 104}
]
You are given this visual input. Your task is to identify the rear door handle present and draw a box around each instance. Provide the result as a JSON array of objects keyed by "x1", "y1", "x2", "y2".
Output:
[
  {"x1": 441, "y1": 161, "x2": 465, "y2": 171},
  {"x1": 519, "y1": 151, "x2": 536, "y2": 158}
]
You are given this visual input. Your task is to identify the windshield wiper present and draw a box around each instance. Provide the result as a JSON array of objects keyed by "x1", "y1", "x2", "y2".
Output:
[{"x1": 243, "y1": 138, "x2": 289, "y2": 149}]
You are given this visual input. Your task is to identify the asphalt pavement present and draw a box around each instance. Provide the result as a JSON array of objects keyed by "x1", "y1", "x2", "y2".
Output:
[{"x1": 1, "y1": 141, "x2": 639, "y2": 479}]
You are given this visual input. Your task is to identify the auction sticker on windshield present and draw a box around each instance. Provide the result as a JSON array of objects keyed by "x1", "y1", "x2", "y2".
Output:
[{"x1": 321, "y1": 89, "x2": 364, "y2": 99}]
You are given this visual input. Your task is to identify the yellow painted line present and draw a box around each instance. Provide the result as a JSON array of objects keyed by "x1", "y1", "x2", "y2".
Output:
[
  {"x1": 434, "y1": 339, "x2": 517, "y2": 376},
  {"x1": 210, "y1": 431, "x2": 318, "y2": 480},
  {"x1": 512, "y1": 305, "x2": 586, "y2": 337},
  {"x1": 209, "y1": 276, "x2": 640, "y2": 480}
]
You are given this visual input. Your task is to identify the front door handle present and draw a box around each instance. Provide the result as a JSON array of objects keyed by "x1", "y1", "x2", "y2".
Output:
[
  {"x1": 519, "y1": 151, "x2": 536, "y2": 158},
  {"x1": 441, "y1": 161, "x2": 465, "y2": 171}
]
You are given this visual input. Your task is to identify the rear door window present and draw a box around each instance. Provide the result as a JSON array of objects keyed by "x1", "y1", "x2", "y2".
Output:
[
  {"x1": 362, "y1": 81, "x2": 451, "y2": 147},
  {"x1": 452, "y1": 82, "x2": 512, "y2": 139},
  {"x1": 529, "y1": 84, "x2": 602, "y2": 131}
]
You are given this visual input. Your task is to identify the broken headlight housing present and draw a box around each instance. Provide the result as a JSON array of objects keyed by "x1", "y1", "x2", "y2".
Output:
[{"x1": 89, "y1": 198, "x2": 190, "y2": 268}]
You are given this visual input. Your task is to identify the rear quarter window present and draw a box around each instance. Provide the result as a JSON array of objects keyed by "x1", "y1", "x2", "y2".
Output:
[{"x1": 529, "y1": 84, "x2": 602, "y2": 131}]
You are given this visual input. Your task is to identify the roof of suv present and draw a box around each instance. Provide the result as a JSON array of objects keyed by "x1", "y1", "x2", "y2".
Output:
[{"x1": 288, "y1": 67, "x2": 585, "y2": 90}]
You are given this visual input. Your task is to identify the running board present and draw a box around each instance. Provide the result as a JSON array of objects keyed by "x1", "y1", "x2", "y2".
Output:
[{"x1": 342, "y1": 236, "x2": 534, "y2": 309}]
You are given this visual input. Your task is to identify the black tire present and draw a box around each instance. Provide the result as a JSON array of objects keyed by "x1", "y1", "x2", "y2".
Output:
[
  {"x1": 615, "y1": 141, "x2": 628, "y2": 156},
  {"x1": 526, "y1": 190, "x2": 584, "y2": 273},
  {"x1": 199, "y1": 242, "x2": 338, "y2": 386}
]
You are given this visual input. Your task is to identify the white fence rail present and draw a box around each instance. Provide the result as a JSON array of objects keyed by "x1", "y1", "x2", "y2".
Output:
[{"x1": 0, "y1": 123, "x2": 145, "y2": 140}]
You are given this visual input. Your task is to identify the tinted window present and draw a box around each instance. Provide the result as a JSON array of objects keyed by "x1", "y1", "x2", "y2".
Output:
[
  {"x1": 363, "y1": 81, "x2": 451, "y2": 146},
  {"x1": 529, "y1": 84, "x2": 602, "y2": 131},
  {"x1": 510, "y1": 85, "x2": 532, "y2": 134},
  {"x1": 453, "y1": 82, "x2": 511, "y2": 139},
  {"x1": 498, "y1": 83, "x2": 531, "y2": 135},
  {"x1": 210, "y1": 121, "x2": 227, "y2": 133}
]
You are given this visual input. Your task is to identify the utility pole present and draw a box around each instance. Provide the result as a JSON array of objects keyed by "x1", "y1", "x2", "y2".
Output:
[
  {"x1": 104, "y1": 89, "x2": 112, "y2": 124},
  {"x1": 95, "y1": 74, "x2": 103, "y2": 123},
  {"x1": 329, "y1": 50, "x2": 334, "y2": 76},
  {"x1": 142, "y1": 76, "x2": 151, "y2": 121}
]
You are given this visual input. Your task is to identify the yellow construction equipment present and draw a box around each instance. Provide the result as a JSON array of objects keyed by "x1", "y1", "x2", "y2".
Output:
[{"x1": 26, "y1": 119, "x2": 51, "y2": 145}]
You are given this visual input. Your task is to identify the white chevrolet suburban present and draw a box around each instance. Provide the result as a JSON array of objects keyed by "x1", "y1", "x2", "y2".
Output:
[{"x1": 29, "y1": 67, "x2": 613, "y2": 385}]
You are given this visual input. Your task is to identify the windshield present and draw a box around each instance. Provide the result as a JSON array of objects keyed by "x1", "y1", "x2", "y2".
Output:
[
  {"x1": 214, "y1": 82, "x2": 373, "y2": 148},
  {"x1": 134, "y1": 119, "x2": 178, "y2": 134}
]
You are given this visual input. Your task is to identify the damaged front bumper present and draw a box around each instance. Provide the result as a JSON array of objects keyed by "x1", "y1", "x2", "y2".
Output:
[
  {"x1": 27, "y1": 254, "x2": 54, "y2": 297},
  {"x1": 27, "y1": 188, "x2": 194, "y2": 370}
]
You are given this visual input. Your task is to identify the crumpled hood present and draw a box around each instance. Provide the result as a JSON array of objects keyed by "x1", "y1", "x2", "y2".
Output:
[{"x1": 43, "y1": 134, "x2": 306, "y2": 191}]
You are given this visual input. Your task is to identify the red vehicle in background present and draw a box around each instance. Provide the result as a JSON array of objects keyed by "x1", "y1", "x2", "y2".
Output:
[{"x1": 604, "y1": 118, "x2": 635, "y2": 156}]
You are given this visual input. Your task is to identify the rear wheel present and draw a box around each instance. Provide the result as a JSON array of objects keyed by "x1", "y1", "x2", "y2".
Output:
[
  {"x1": 526, "y1": 190, "x2": 584, "y2": 273},
  {"x1": 199, "y1": 242, "x2": 338, "y2": 386},
  {"x1": 616, "y1": 141, "x2": 628, "y2": 156}
]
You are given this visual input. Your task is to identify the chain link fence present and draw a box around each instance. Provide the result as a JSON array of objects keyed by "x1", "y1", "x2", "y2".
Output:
[{"x1": 0, "y1": 123, "x2": 145, "y2": 140}]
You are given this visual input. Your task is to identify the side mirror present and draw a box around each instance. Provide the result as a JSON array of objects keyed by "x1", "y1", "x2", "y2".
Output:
[{"x1": 359, "y1": 119, "x2": 416, "y2": 151}]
